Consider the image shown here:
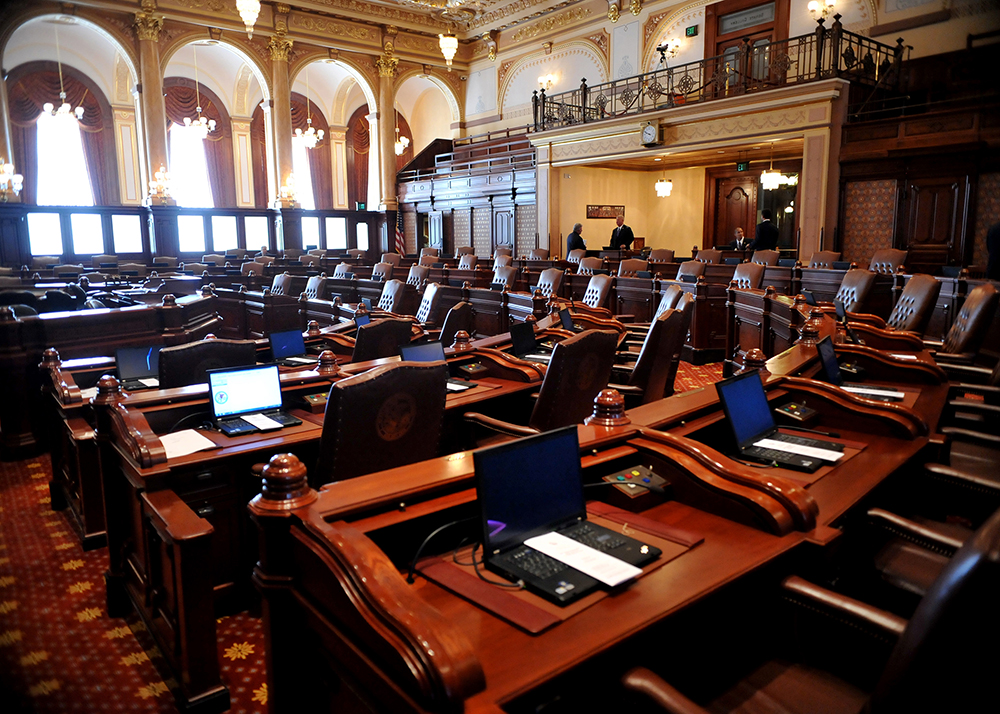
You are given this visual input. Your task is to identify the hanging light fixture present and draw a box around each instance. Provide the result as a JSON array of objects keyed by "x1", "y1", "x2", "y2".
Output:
[
  {"x1": 0, "y1": 160, "x2": 24, "y2": 202},
  {"x1": 808, "y1": 0, "x2": 836, "y2": 20},
  {"x1": 293, "y1": 65, "x2": 324, "y2": 149},
  {"x1": 655, "y1": 177, "x2": 673, "y2": 197},
  {"x1": 147, "y1": 165, "x2": 172, "y2": 203},
  {"x1": 760, "y1": 142, "x2": 782, "y2": 191},
  {"x1": 45, "y1": 25, "x2": 85, "y2": 122},
  {"x1": 393, "y1": 103, "x2": 410, "y2": 156},
  {"x1": 439, "y1": 33, "x2": 458, "y2": 68},
  {"x1": 235, "y1": 0, "x2": 261, "y2": 39},
  {"x1": 184, "y1": 44, "x2": 217, "y2": 140}
]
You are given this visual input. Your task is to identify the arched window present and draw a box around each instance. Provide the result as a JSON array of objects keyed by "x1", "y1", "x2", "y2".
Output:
[
  {"x1": 35, "y1": 107, "x2": 93, "y2": 206},
  {"x1": 291, "y1": 137, "x2": 315, "y2": 210},
  {"x1": 169, "y1": 122, "x2": 214, "y2": 208},
  {"x1": 290, "y1": 92, "x2": 332, "y2": 210},
  {"x1": 164, "y1": 78, "x2": 235, "y2": 207}
]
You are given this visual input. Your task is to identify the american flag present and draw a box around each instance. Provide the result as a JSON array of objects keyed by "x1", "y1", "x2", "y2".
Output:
[{"x1": 394, "y1": 210, "x2": 406, "y2": 256}]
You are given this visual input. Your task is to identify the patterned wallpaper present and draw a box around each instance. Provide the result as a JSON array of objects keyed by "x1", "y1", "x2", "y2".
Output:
[
  {"x1": 473, "y1": 207, "x2": 492, "y2": 257},
  {"x1": 972, "y1": 172, "x2": 1000, "y2": 269},
  {"x1": 841, "y1": 179, "x2": 897, "y2": 265},
  {"x1": 515, "y1": 204, "x2": 537, "y2": 257},
  {"x1": 403, "y1": 212, "x2": 417, "y2": 255},
  {"x1": 453, "y1": 209, "x2": 472, "y2": 250}
]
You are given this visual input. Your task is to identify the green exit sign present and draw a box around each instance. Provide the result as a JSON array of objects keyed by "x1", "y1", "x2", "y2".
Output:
[
  {"x1": 736, "y1": 161, "x2": 750, "y2": 172},
  {"x1": 685, "y1": 25, "x2": 699, "y2": 37}
]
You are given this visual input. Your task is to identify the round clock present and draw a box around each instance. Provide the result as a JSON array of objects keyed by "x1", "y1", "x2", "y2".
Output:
[{"x1": 642, "y1": 123, "x2": 658, "y2": 145}]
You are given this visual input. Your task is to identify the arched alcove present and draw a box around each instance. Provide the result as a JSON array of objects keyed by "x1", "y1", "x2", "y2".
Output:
[{"x1": 500, "y1": 43, "x2": 608, "y2": 115}]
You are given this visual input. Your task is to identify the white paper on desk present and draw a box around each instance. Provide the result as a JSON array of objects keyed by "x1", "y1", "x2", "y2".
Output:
[
  {"x1": 160, "y1": 429, "x2": 217, "y2": 459},
  {"x1": 524, "y1": 531, "x2": 642, "y2": 587},
  {"x1": 842, "y1": 386, "x2": 906, "y2": 399},
  {"x1": 242, "y1": 413, "x2": 283, "y2": 430},
  {"x1": 754, "y1": 438, "x2": 844, "y2": 463},
  {"x1": 79, "y1": 387, "x2": 98, "y2": 400},
  {"x1": 446, "y1": 382, "x2": 470, "y2": 391},
  {"x1": 138, "y1": 377, "x2": 159, "y2": 387},
  {"x1": 889, "y1": 353, "x2": 918, "y2": 360},
  {"x1": 284, "y1": 356, "x2": 315, "y2": 364}
]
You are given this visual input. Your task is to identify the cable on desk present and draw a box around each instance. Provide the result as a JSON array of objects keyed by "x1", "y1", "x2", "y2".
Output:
[{"x1": 406, "y1": 516, "x2": 477, "y2": 584}]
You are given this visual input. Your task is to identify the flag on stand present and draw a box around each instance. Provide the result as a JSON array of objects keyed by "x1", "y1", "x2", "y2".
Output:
[{"x1": 394, "y1": 210, "x2": 406, "y2": 256}]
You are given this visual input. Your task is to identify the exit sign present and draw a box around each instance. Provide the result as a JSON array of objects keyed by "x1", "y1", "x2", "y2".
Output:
[
  {"x1": 736, "y1": 161, "x2": 750, "y2": 172},
  {"x1": 685, "y1": 25, "x2": 699, "y2": 37}
]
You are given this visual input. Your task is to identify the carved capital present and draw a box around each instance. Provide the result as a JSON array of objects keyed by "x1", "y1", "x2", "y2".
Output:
[
  {"x1": 133, "y1": 11, "x2": 163, "y2": 42},
  {"x1": 274, "y1": 3, "x2": 290, "y2": 36},
  {"x1": 375, "y1": 53, "x2": 398, "y2": 78},
  {"x1": 629, "y1": 0, "x2": 642, "y2": 15},
  {"x1": 483, "y1": 29, "x2": 498, "y2": 62},
  {"x1": 268, "y1": 36, "x2": 293, "y2": 62}
]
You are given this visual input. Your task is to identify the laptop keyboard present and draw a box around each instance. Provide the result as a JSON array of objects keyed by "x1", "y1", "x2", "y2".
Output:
[
  {"x1": 776, "y1": 434, "x2": 839, "y2": 449},
  {"x1": 563, "y1": 523, "x2": 627, "y2": 551},
  {"x1": 501, "y1": 546, "x2": 568, "y2": 579}
]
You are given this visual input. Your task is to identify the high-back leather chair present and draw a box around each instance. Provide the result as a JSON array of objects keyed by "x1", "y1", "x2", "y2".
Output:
[
  {"x1": 282, "y1": 248, "x2": 304, "y2": 260},
  {"x1": 494, "y1": 247, "x2": 513, "y2": 258},
  {"x1": 346, "y1": 248, "x2": 365, "y2": 259},
  {"x1": 53, "y1": 264, "x2": 84, "y2": 277},
  {"x1": 566, "y1": 249, "x2": 586, "y2": 264},
  {"x1": 834, "y1": 269, "x2": 877, "y2": 313},
  {"x1": 31, "y1": 255, "x2": 61, "y2": 269},
  {"x1": 664, "y1": 293, "x2": 695, "y2": 392},
  {"x1": 676, "y1": 260, "x2": 706, "y2": 281},
  {"x1": 254, "y1": 255, "x2": 276, "y2": 266},
  {"x1": 332, "y1": 262, "x2": 353, "y2": 278},
  {"x1": 371, "y1": 262, "x2": 394, "y2": 281},
  {"x1": 751, "y1": 249, "x2": 779, "y2": 266},
  {"x1": 529, "y1": 248, "x2": 550, "y2": 260},
  {"x1": 455, "y1": 246, "x2": 475, "y2": 256},
  {"x1": 299, "y1": 254, "x2": 322, "y2": 268},
  {"x1": 226, "y1": 249, "x2": 249, "y2": 260},
  {"x1": 406, "y1": 264, "x2": 429, "y2": 288},
  {"x1": 415, "y1": 282, "x2": 441, "y2": 324},
  {"x1": 622, "y1": 309, "x2": 686, "y2": 404},
  {"x1": 307, "y1": 248, "x2": 326, "y2": 257},
  {"x1": 202, "y1": 253, "x2": 225, "y2": 266},
  {"x1": 941, "y1": 283, "x2": 999, "y2": 356},
  {"x1": 377, "y1": 279, "x2": 408, "y2": 314},
  {"x1": 303, "y1": 275, "x2": 327, "y2": 300},
  {"x1": 0, "y1": 290, "x2": 37, "y2": 307},
  {"x1": 158, "y1": 338, "x2": 257, "y2": 388},
  {"x1": 649, "y1": 248, "x2": 675, "y2": 263},
  {"x1": 270, "y1": 272, "x2": 294, "y2": 295},
  {"x1": 529, "y1": 330, "x2": 618, "y2": 431},
  {"x1": 182, "y1": 262, "x2": 210, "y2": 274},
  {"x1": 119, "y1": 263, "x2": 147, "y2": 277},
  {"x1": 581, "y1": 273, "x2": 613, "y2": 309},
  {"x1": 420, "y1": 247, "x2": 439, "y2": 258},
  {"x1": 40, "y1": 290, "x2": 79, "y2": 313},
  {"x1": 870, "y1": 248, "x2": 908, "y2": 275},
  {"x1": 457, "y1": 254, "x2": 478, "y2": 270},
  {"x1": 653, "y1": 284, "x2": 684, "y2": 322},
  {"x1": 492, "y1": 255, "x2": 513, "y2": 271},
  {"x1": 492, "y1": 265, "x2": 518, "y2": 289},
  {"x1": 8, "y1": 304, "x2": 38, "y2": 318},
  {"x1": 439, "y1": 301, "x2": 473, "y2": 348},
  {"x1": 242, "y1": 261, "x2": 265, "y2": 276},
  {"x1": 351, "y1": 317, "x2": 413, "y2": 363},
  {"x1": 313, "y1": 361, "x2": 449, "y2": 486},
  {"x1": 151, "y1": 256, "x2": 179, "y2": 268},
  {"x1": 83, "y1": 298, "x2": 106, "y2": 310},
  {"x1": 536, "y1": 268, "x2": 564, "y2": 298},
  {"x1": 697, "y1": 249, "x2": 722, "y2": 264},
  {"x1": 808, "y1": 250, "x2": 841, "y2": 269},
  {"x1": 92, "y1": 254, "x2": 118, "y2": 268},
  {"x1": 732, "y1": 261, "x2": 766, "y2": 289},
  {"x1": 885, "y1": 274, "x2": 941, "y2": 333},
  {"x1": 618, "y1": 259, "x2": 648, "y2": 277},
  {"x1": 418, "y1": 255, "x2": 437, "y2": 267},
  {"x1": 380, "y1": 252, "x2": 402, "y2": 267},
  {"x1": 578, "y1": 257, "x2": 603, "y2": 275}
]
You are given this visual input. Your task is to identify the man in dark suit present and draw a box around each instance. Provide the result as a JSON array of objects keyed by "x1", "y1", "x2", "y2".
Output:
[
  {"x1": 729, "y1": 227, "x2": 750, "y2": 251},
  {"x1": 567, "y1": 223, "x2": 586, "y2": 253},
  {"x1": 750, "y1": 209, "x2": 779, "y2": 251},
  {"x1": 610, "y1": 215, "x2": 634, "y2": 250}
]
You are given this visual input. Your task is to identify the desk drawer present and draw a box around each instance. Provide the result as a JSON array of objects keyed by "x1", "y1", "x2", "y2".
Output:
[{"x1": 172, "y1": 466, "x2": 234, "y2": 499}]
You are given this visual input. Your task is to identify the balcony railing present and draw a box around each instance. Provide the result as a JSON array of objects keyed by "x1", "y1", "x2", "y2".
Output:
[{"x1": 532, "y1": 16, "x2": 904, "y2": 132}]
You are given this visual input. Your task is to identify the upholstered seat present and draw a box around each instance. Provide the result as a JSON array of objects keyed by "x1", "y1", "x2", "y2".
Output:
[
  {"x1": 938, "y1": 283, "x2": 999, "y2": 358},
  {"x1": 833, "y1": 269, "x2": 877, "y2": 313},
  {"x1": 492, "y1": 265, "x2": 518, "y2": 289},
  {"x1": 242, "y1": 261, "x2": 265, "y2": 276},
  {"x1": 40, "y1": 290, "x2": 79, "y2": 313},
  {"x1": 226, "y1": 249, "x2": 250, "y2": 260},
  {"x1": 697, "y1": 249, "x2": 722, "y2": 264},
  {"x1": 371, "y1": 262, "x2": 394, "y2": 281},
  {"x1": 649, "y1": 248, "x2": 675, "y2": 263},
  {"x1": 535, "y1": 268, "x2": 565, "y2": 297},
  {"x1": 92, "y1": 254, "x2": 118, "y2": 268},
  {"x1": 31, "y1": 255, "x2": 61, "y2": 269},
  {"x1": 307, "y1": 248, "x2": 326, "y2": 257},
  {"x1": 376, "y1": 279, "x2": 409, "y2": 314},
  {"x1": 346, "y1": 248, "x2": 366, "y2": 259},
  {"x1": 202, "y1": 254, "x2": 225, "y2": 266},
  {"x1": 351, "y1": 318, "x2": 414, "y2": 363},
  {"x1": 254, "y1": 256, "x2": 276, "y2": 266},
  {"x1": 439, "y1": 301, "x2": 474, "y2": 347},
  {"x1": 380, "y1": 252, "x2": 402, "y2": 267},
  {"x1": 566, "y1": 249, "x2": 586, "y2": 264},
  {"x1": 883, "y1": 274, "x2": 941, "y2": 333},
  {"x1": 406, "y1": 264, "x2": 430, "y2": 287},
  {"x1": 869, "y1": 248, "x2": 907, "y2": 275},
  {"x1": 494, "y1": 247, "x2": 512, "y2": 258},
  {"x1": 751, "y1": 249, "x2": 779, "y2": 266},
  {"x1": 577, "y1": 257, "x2": 604, "y2": 275},
  {"x1": 157, "y1": 338, "x2": 257, "y2": 388},
  {"x1": 52, "y1": 264, "x2": 84, "y2": 276},
  {"x1": 270, "y1": 272, "x2": 294, "y2": 295},
  {"x1": 492, "y1": 255, "x2": 513, "y2": 271},
  {"x1": 282, "y1": 248, "x2": 304, "y2": 260},
  {"x1": 418, "y1": 255, "x2": 437, "y2": 267},
  {"x1": 332, "y1": 262, "x2": 353, "y2": 278},
  {"x1": 529, "y1": 248, "x2": 550, "y2": 260},
  {"x1": 455, "y1": 246, "x2": 475, "y2": 256},
  {"x1": 676, "y1": 260, "x2": 706, "y2": 281},
  {"x1": 618, "y1": 259, "x2": 648, "y2": 277},
  {"x1": 415, "y1": 282, "x2": 442, "y2": 325},
  {"x1": 299, "y1": 254, "x2": 322, "y2": 267},
  {"x1": 303, "y1": 275, "x2": 327, "y2": 300},
  {"x1": 610, "y1": 308, "x2": 687, "y2": 406},
  {"x1": 420, "y1": 247, "x2": 439, "y2": 258},
  {"x1": 181, "y1": 263, "x2": 210, "y2": 274},
  {"x1": 457, "y1": 254, "x2": 478, "y2": 270},
  {"x1": 119, "y1": 263, "x2": 147, "y2": 277},
  {"x1": 808, "y1": 251, "x2": 841, "y2": 269},
  {"x1": 581, "y1": 273, "x2": 613, "y2": 309},
  {"x1": 732, "y1": 261, "x2": 766, "y2": 289},
  {"x1": 312, "y1": 361, "x2": 449, "y2": 486}
]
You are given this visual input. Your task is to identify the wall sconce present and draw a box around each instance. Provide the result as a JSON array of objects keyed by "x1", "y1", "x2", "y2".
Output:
[
  {"x1": 147, "y1": 165, "x2": 175, "y2": 206},
  {"x1": 276, "y1": 173, "x2": 299, "y2": 208},
  {"x1": 0, "y1": 161, "x2": 24, "y2": 202},
  {"x1": 655, "y1": 177, "x2": 673, "y2": 197},
  {"x1": 538, "y1": 73, "x2": 556, "y2": 90},
  {"x1": 808, "y1": 0, "x2": 836, "y2": 20}
]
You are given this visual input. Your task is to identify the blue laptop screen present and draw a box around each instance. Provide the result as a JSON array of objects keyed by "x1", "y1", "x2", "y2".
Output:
[
  {"x1": 715, "y1": 371, "x2": 775, "y2": 447},
  {"x1": 400, "y1": 341, "x2": 446, "y2": 362},
  {"x1": 270, "y1": 329, "x2": 306, "y2": 360},
  {"x1": 116, "y1": 346, "x2": 162, "y2": 380},
  {"x1": 816, "y1": 337, "x2": 843, "y2": 386}
]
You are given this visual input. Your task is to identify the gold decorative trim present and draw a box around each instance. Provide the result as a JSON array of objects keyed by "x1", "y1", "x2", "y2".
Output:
[
  {"x1": 268, "y1": 36, "x2": 293, "y2": 61},
  {"x1": 291, "y1": 15, "x2": 376, "y2": 41},
  {"x1": 511, "y1": 7, "x2": 592, "y2": 44},
  {"x1": 133, "y1": 10, "x2": 163, "y2": 42}
]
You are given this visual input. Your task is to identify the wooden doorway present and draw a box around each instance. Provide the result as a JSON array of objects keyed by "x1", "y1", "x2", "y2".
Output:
[
  {"x1": 705, "y1": 0, "x2": 790, "y2": 59},
  {"x1": 706, "y1": 169, "x2": 758, "y2": 249}
]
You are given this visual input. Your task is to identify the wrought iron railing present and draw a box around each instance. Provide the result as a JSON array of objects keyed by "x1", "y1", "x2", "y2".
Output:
[{"x1": 532, "y1": 16, "x2": 904, "y2": 132}]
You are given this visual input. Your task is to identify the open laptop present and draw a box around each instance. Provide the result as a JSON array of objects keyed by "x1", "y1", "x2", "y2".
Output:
[
  {"x1": 399, "y1": 341, "x2": 474, "y2": 392},
  {"x1": 355, "y1": 313, "x2": 371, "y2": 327},
  {"x1": 208, "y1": 365, "x2": 302, "y2": 436},
  {"x1": 834, "y1": 299, "x2": 863, "y2": 344},
  {"x1": 474, "y1": 426, "x2": 661, "y2": 605},
  {"x1": 508, "y1": 321, "x2": 553, "y2": 363},
  {"x1": 269, "y1": 329, "x2": 315, "y2": 367},
  {"x1": 559, "y1": 308, "x2": 583, "y2": 333},
  {"x1": 715, "y1": 370, "x2": 844, "y2": 473},
  {"x1": 816, "y1": 337, "x2": 904, "y2": 402},
  {"x1": 116, "y1": 346, "x2": 162, "y2": 390}
]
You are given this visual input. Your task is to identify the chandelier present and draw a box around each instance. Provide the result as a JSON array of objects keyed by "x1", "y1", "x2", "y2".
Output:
[
  {"x1": 185, "y1": 44, "x2": 217, "y2": 140},
  {"x1": 148, "y1": 165, "x2": 172, "y2": 202},
  {"x1": 439, "y1": 33, "x2": 458, "y2": 68},
  {"x1": 235, "y1": 0, "x2": 261, "y2": 39},
  {"x1": 0, "y1": 161, "x2": 23, "y2": 202},
  {"x1": 393, "y1": 104, "x2": 410, "y2": 156},
  {"x1": 808, "y1": 0, "x2": 836, "y2": 20},
  {"x1": 655, "y1": 177, "x2": 673, "y2": 197},
  {"x1": 47, "y1": 25, "x2": 85, "y2": 123},
  {"x1": 760, "y1": 142, "x2": 783, "y2": 191},
  {"x1": 294, "y1": 66, "x2": 324, "y2": 149}
]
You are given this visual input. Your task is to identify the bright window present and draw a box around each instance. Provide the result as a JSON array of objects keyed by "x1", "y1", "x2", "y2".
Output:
[
  {"x1": 245, "y1": 216, "x2": 269, "y2": 253},
  {"x1": 177, "y1": 215, "x2": 206, "y2": 253},
  {"x1": 211, "y1": 215, "x2": 238, "y2": 252},
  {"x1": 291, "y1": 138, "x2": 316, "y2": 210},
  {"x1": 169, "y1": 122, "x2": 214, "y2": 208},
  {"x1": 36, "y1": 111, "x2": 94, "y2": 207},
  {"x1": 70, "y1": 213, "x2": 104, "y2": 254},
  {"x1": 112, "y1": 215, "x2": 143, "y2": 253},
  {"x1": 356, "y1": 222, "x2": 369, "y2": 251},
  {"x1": 326, "y1": 217, "x2": 347, "y2": 250},
  {"x1": 27, "y1": 213, "x2": 63, "y2": 256},
  {"x1": 302, "y1": 216, "x2": 320, "y2": 250}
]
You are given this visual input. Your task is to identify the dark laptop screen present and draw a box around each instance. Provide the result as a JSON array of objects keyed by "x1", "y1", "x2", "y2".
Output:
[
  {"x1": 559, "y1": 308, "x2": 574, "y2": 331},
  {"x1": 474, "y1": 426, "x2": 585, "y2": 555},
  {"x1": 834, "y1": 299, "x2": 847, "y2": 322},
  {"x1": 116, "y1": 346, "x2": 162, "y2": 380},
  {"x1": 269, "y1": 329, "x2": 306, "y2": 360},
  {"x1": 355, "y1": 313, "x2": 371, "y2": 327},
  {"x1": 715, "y1": 371, "x2": 775, "y2": 447},
  {"x1": 361, "y1": 297, "x2": 373, "y2": 311},
  {"x1": 509, "y1": 321, "x2": 538, "y2": 357},
  {"x1": 802, "y1": 290, "x2": 818, "y2": 306},
  {"x1": 208, "y1": 365, "x2": 282, "y2": 419},
  {"x1": 815, "y1": 337, "x2": 843, "y2": 386},
  {"x1": 399, "y1": 341, "x2": 446, "y2": 362}
]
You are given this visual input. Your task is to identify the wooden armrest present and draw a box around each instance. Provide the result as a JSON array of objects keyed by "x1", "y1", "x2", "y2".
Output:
[
  {"x1": 867, "y1": 508, "x2": 965, "y2": 553},
  {"x1": 948, "y1": 400, "x2": 1000, "y2": 416},
  {"x1": 141, "y1": 490, "x2": 214, "y2": 542},
  {"x1": 846, "y1": 311, "x2": 886, "y2": 329},
  {"x1": 940, "y1": 427, "x2": 1000, "y2": 446},
  {"x1": 781, "y1": 576, "x2": 907, "y2": 637},
  {"x1": 922, "y1": 339, "x2": 944, "y2": 350},
  {"x1": 606, "y1": 382, "x2": 643, "y2": 395},
  {"x1": 924, "y1": 463, "x2": 1000, "y2": 493},
  {"x1": 942, "y1": 364, "x2": 994, "y2": 382},
  {"x1": 463, "y1": 412, "x2": 539, "y2": 437},
  {"x1": 622, "y1": 667, "x2": 710, "y2": 714},
  {"x1": 932, "y1": 351, "x2": 976, "y2": 364}
]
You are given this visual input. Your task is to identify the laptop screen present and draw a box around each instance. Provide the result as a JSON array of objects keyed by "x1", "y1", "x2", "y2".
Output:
[
  {"x1": 269, "y1": 329, "x2": 306, "y2": 360},
  {"x1": 361, "y1": 297, "x2": 373, "y2": 311},
  {"x1": 815, "y1": 337, "x2": 843, "y2": 386},
  {"x1": 116, "y1": 346, "x2": 162, "y2": 380},
  {"x1": 474, "y1": 426, "x2": 585, "y2": 555},
  {"x1": 208, "y1": 365, "x2": 283, "y2": 419},
  {"x1": 355, "y1": 313, "x2": 371, "y2": 327},
  {"x1": 802, "y1": 290, "x2": 817, "y2": 306},
  {"x1": 399, "y1": 341, "x2": 446, "y2": 362},
  {"x1": 559, "y1": 308, "x2": 575, "y2": 331},
  {"x1": 834, "y1": 299, "x2": 847, "y2": 322},
  {"x1": 715, "y1": 370, "x2": 776, "y2": 447},
  {"x1": 509, "y1": 321, "x2": 538, "y2": 357}
]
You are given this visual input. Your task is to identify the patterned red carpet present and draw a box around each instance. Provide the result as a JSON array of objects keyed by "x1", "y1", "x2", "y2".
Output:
[{"x1": 0, "y1": 361, "x2": 723, "y2": 712}]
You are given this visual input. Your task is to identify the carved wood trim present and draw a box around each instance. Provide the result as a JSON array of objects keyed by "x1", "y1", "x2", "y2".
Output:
[{"x1": 106, "y1": 402, "x2": 167, "y2": 468}]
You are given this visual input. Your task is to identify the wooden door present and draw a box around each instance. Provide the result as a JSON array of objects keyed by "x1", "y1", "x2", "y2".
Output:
[
  {"x1": 713, "y1": 176, "x2": 758, "y2": 248},
  {"x1": 493, "y1": 208, "x2": 513, "y2": 255},
  {"x1": 899, "y1": 175, "x2": 970, "y2": 274}
]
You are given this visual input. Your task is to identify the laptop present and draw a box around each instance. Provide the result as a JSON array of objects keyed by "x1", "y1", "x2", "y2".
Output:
[
  {"x1": 802, "y1": 289, "x2": 818, "y2": 306},
  {"x1": 355, "y1": 313, "x2": 371, "y2": 327},
  {"x1": 399, "y1": 341, "x2": 474, "y2": 392},
  {"x1": 834, "y1": 300, "x2": 863, "y2": 344},
  {"x1": 474, "y1": 426, "x2": 661, "y2": 605},
  {"x1": 208, "y1": 365, "x2": 303, "y2": 436},
  {"x1": 715, "y1": 370, "x2": 844, "y2": 473},
  {"x1": 816, "y1": 337, "x2": 903, "y2": 402},
  {"x1": 116, "y1": 346, "x2": 163, "y2": 390},
  {"x1": 269, "y1": 329, "x2": 315, "y2": 367},
  {"x1": 361, "y1": 297, "x2": 373, "y2": 311},
  {"x1": 509, "y1": 321, "x2": 553, "y2": 363},
  {"x1": 559, "y1": 308, "x2": 583, "y2": 333}
]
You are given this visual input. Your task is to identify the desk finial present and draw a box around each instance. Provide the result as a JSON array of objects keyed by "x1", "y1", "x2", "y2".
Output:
[
  {"x1": 451, "y1": 330, "x2": 473, "y2": 351},
  {"x1": 254, "y1": 453, "x2": 317, "y2": 511},
  {"x1": 585, "y1": 389, "x2": 631, "y2": 427},
  {"x1": 317, "y1": 350, "x2": 341, "y2": 376}
]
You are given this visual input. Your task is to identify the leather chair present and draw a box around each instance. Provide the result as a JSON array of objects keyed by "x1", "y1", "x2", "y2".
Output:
[
  {"x1": 346, "y1": 248, "x2": 365, "y2": 259},
  {"x1": 371, "y1": 262, "x2": 394, "y2": 281},
  {"x1": 455, "y1": 246, "x2": 475, "y2": 256},
  {"x1": 696, "y1": 249, "x2": 722, "y2": 264},
  {"x1": 119, "y1": 263, "x2": 147, "y2": 277},
  {"x1": 254, "y1": 256, "x2": 276, "y2": 266},
  {"x1": 377, "y1": 279, "x2": 409, "y2": 314},
  {"x1": 833, "y1": 269, "x2": 877, "y2": 313},
  {"x1": 303, "y1": 275, "x2": 327, "y2": 300},
  {"x1": 406, "y1": 264, "x2": 430, "y2": 287},
  {"x1": 8, "y1": 304, "x2": 38, "y2": 318},
  {"x1": 332, "y1": 262, "x2": 353, "y2": 278},
  {"x1": 567, "y1": 249, "x2": 586, "y2": 264},
  {"x1": 227, "y1": 248, "x2": 250, "y2": 260},
  {"x1": 649, "y1": 249, "x2": 675, "y2": 263},
  {"x1": 282, "y1": 248, "x2": 305, "y2": 260},
  {"x1": 92, "y1": 254, "x2": 118, "y2": 268},
  {"x1": 663, "y1": 293, "x2": 695, "y2": 392},
  {"x1": 623, "y1": 506, "x2": 1000, "y2": 714},
  {"x1": 535, "y1": 268, "x2": 564, "y2": 298},
  {"x1": 492, "y1": 255, "x2": 513, "y2": 271},
  {"x1": 299, "y1": 254, "x2": 322, "y2": 268},
  {"x1": 577, "y1": 257, "x2": 604, "y2": 274},
  {"x1": 151, "y1": 256, "x2": 178, "y2": 268},
  {"x1": 270, "y1": 272, "x2": 294, "y2": 296},
  {"x1": 464, "y1": 329, "x2": 618, "y2": 437},
  {"x1": 934, "y1": 283, "x2": 999, "y2": 361},
  {"x1": 610, "y1": 309, "x2": 687, "y2": 406},
  {"x1": 83, "y1": 298, "x2": 106, "y2": 309},
  {"x1": 420, "y1": 247, "x2": 439, "y2": 258},
  {"x1": 157, "y1": 338, "x2": 257, "y2": 388},
  {"x1": 457, "y1": 254, "x2": 478, "y2": 270},
  {"x1": 31, "y1": 255, "x2": 61, "y2": 269},
  {"x1": 439, "y1": 301, "x2": 474, "y2": 347},
  {"x1": 242, "y1": 261, "x2": 265, "y2": 276},
  {"x1": 312, "y1": 361, "x2": 449, "y2": 487},
  {"x1": 529, "y1": 248, "x2": 550, "y2": 260},
  {"x1": 351, "y1": 318, "x2": 414, "y2": 363},
  {"x1": 202, "y1": 253, "x2": 225, "y2": 266},
  {"x1": 181, "y1": 263, "x2": 210, "y2": 274},
  {"x1": 732, "y1": 261, "x2": 766, "y2": 289},
  {"x1": 751, "y1": 249, "x2": 779, "y2": 266},
  {"x1": 415, "y1": 282, "x2": 442, "y2": 325},
  {"x1": 581, "y1": 274, "x2": 613, "y2": 309},
  {"x1": 0, "y1": 290, "x2": 38, "y2": 308},
  {"x1": 494, "y1": 247, "x2": 513, "y2": 257},
  {"x1": 492, "y1": 265, "x2": 518, "y2": 289},
  {"x1": 53, "y1": 264, "x2": 84, "y2": 276},
  {"x1": 40, "y1": 290, "x2": 79, "y2": 313},
  {"x1": 870, "y1": 248, "x2": 907, "y2": 275},
  {"x1": 883, "y1": 274, "x2": 941, "y2": 334},
  {"x1": 618, "y1": 259, "x2": 648, "y2": 277},
  {"x1": 808, "y1": 251, "x2": 841, "y2": 269},
  {"x1": 307, "y1": 248, "x2": 327, "y2": 257},
  {"x1": 418, "y1": 255, "x2": 437, "y2": 267},
  {"x1": 380, "y1": 252, "x2": 402, "y2": 267},
  {"x1": 0, "y1": 276, "x2": 23, "y2": 288},
  {"x1": 676, "y1": 260, "x2": 706, "y2": 281}
]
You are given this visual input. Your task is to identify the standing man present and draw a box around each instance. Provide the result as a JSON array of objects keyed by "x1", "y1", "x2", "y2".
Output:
[
  {"x1": 610, "y1": 215, "x2": 634, "y2": 250},
  {"x1": 567, "y1": 223, "x2": 586, "y2": 254},
  {"x1": 730, "y1": 227, "x2": 750, "y2": 251},
  {"x1": 750, "y1": 209, "x2": 779, "y2": 251}
]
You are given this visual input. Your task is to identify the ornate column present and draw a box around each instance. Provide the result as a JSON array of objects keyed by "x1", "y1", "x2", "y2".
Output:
[
  {"x1": 0, "y1": 70, "x2": 18, "y2": 202},
  {"x1": 376, "y1": 26, "x2": 398, "y2": 212},
  {"x1": 328, "y1": 124, "x2": 349, "y2": 209},
  {"x1": 269, "y1": 4, "x2": 296, "y2": 208},
  {"x1": 134, "y1": 0, "x2": 170, "y2": 200}
]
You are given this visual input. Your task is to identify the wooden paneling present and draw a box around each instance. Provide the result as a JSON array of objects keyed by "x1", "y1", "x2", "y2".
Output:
[{"x1": 900, "y1": 175, "x2": 970, "y2": 274}]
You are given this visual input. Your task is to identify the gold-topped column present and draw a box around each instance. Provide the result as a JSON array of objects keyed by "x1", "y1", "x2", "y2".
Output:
[
  {"x1": 269, "y1": 4, "x2": 296, "y2": 207},
  {"x1": 375, "y1": 26, "x2": 398, "y2": 212},
  {"x1": 134, "y1": 0, "x2": 170, "y2": 200}
]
